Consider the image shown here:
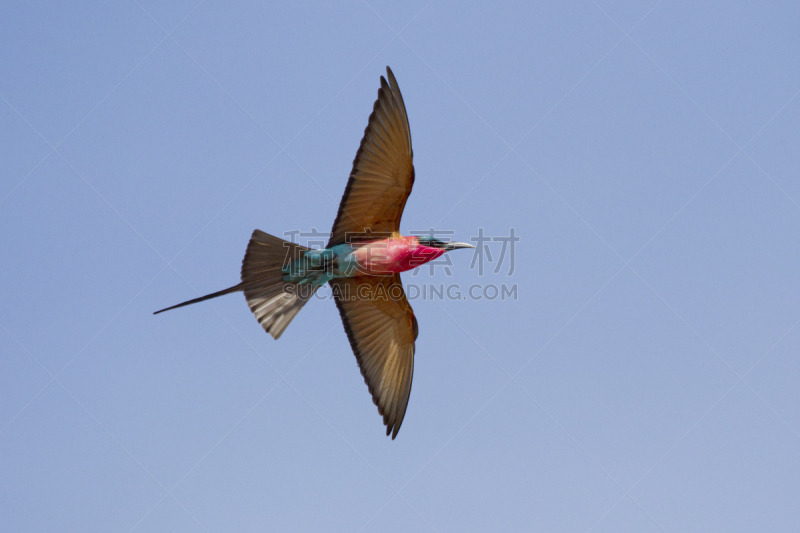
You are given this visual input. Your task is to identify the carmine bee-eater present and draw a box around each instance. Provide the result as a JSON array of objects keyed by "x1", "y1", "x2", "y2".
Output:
[{"x1": 155, "y1": 67, "x2": 474, "y2": 439}]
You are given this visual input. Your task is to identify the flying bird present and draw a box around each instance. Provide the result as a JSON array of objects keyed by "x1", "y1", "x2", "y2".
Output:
[{"x1": 155, "y1": 67, "x2": 474, "y2": 438}]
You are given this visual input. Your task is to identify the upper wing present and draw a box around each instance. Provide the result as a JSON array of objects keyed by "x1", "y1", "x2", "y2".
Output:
[
  {"x1": 330, "y1": 274, "x2": 417, "y2": 439},
  {"x1": 328, "y1": 67, "x2": 414, "y2": 247}
]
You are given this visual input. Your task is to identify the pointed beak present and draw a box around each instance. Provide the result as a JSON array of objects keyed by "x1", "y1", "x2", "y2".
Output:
[{"x1": 445, "y1": 242, "x2": 475, "y2": 251}]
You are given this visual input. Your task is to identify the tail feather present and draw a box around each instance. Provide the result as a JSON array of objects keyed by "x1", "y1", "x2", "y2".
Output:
[
  {"x1": 154, "y1": 229, "x2": 318, "y2": 340},
  {"x1": 153, "y1": 284, "x2": 244, "y2": 315},
  {"x1": 243, "y1": 281, "x2": 310, "y2": 339},
  {"x1": 241, "y1": 230, "x2": 317, "y2": 339}
]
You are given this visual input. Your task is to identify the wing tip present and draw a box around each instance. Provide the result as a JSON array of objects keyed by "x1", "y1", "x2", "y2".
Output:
[
  {"x1": 385, "y1": 66, "x2": 400, "y2": 93},
  {"x1": 386, "y1": 422, "x2": 402, "y2": 440}
]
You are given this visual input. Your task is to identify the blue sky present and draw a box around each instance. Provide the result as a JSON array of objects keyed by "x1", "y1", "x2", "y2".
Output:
[{"x1": 2, "y1": 1, "x2": 800, "y2": 531}]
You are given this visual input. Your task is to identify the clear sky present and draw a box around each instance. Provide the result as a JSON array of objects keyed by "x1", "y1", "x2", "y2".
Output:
[{"x1": 2, "y1": 1, "x2": 800, "y2": 532}]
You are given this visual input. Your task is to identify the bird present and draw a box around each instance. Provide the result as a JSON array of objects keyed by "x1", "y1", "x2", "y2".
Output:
[{"x1": 155, "y1": 67, "x2": 475, "y2": 439}]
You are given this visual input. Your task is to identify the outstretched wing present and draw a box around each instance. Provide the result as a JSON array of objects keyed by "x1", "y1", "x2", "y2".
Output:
[
  {"x1": 330, "y1": 274, "x2": 417, "y2": 439},
  {"x1": 328, "y1": 67, "x2": 414, "y2": 247}
]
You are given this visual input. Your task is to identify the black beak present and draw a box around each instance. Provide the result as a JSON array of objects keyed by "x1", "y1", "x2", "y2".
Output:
[{"x1": 444, "y1": 242, "x2": 476, "y2": 251}]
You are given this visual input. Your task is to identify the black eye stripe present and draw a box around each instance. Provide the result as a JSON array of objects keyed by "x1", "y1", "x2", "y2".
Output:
[{"x1": 419, "y1": 237, "x2": 446, "y2": 248}]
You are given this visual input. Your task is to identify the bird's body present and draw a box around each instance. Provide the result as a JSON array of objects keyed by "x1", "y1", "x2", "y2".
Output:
[
  {"x1": 333, "y1": 234, "x2": 448, "y2": 275},
  {"x1": 156, "y1": 67, "x2": 474, "y2": 438},
  {"x1": 277, "y1": 235, "x2": 454, "y2": 290}
]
